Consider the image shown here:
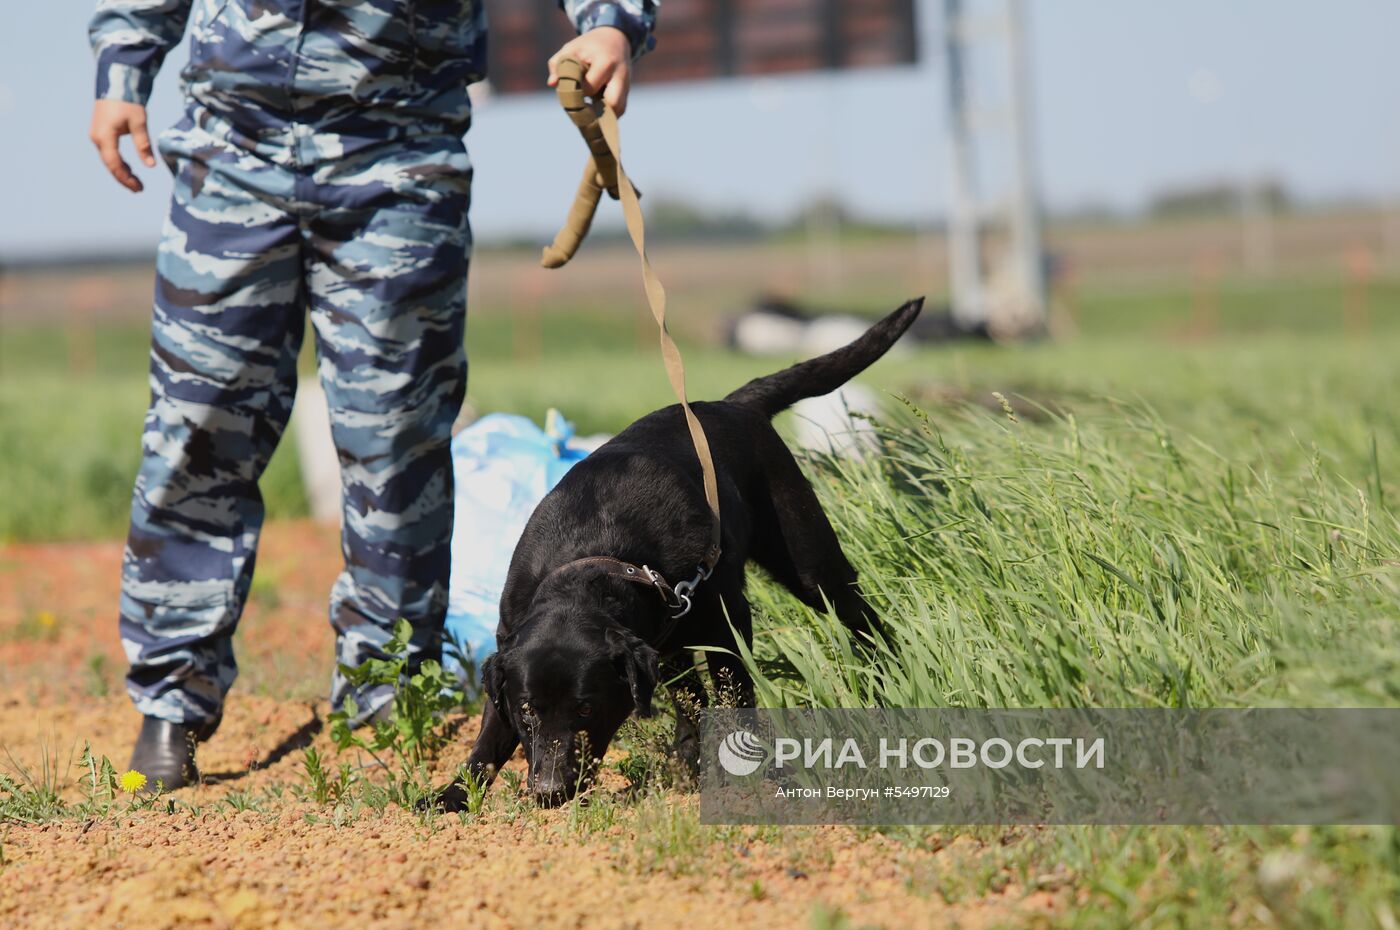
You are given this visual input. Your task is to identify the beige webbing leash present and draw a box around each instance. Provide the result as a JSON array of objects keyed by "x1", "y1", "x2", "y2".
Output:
[{"x1": 543, "y1": 59, "x2": 722, "y2": 574}]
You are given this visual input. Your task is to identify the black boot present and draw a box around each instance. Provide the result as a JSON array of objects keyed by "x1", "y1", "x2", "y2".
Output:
[{"x1": 128, "y1": 714, "x2": 220, "y2": 791}]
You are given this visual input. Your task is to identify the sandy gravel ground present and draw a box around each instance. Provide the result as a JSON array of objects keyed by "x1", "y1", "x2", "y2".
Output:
[{"x1": 0, "y1": 521, "x2": 1065, "y2": 929}]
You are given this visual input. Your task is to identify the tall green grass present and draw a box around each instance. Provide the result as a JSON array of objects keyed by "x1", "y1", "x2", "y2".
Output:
[
  {"x1": 744, "y1": 399, "x2": 1398, "y2": 709},
  {"x1": 734, "y1": 386, "x2": 1399, "y2": 929}
]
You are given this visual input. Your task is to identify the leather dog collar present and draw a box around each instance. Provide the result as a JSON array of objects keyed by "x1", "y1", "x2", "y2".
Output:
[
  {"x1": 543, "y1": 555, "x2": 710, "y2": 618},
  {"x1": 545, "y1": 556, "x2": 672, "y2": 595}
]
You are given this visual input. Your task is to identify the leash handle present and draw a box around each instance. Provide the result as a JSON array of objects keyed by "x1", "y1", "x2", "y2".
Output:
[
  {"x1": 553, "y1": 59, "x2": 618, "y2": 195},
  {"x1": 544, "y1": 58, "x2": 723, "y2": 569},
  {"x1": 541, "y1": 58, "x2": 624, "y2": 269}
]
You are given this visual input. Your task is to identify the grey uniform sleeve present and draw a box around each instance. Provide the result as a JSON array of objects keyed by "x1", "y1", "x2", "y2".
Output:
[
  {"x1": 559, "y1": 0, "x2": 659, "y2": 60},
  {"x1": 90, "y1": 0, "x2": 195, "y2": 105}
]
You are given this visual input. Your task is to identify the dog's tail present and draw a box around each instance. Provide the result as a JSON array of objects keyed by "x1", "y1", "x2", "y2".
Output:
[{"x1": 723, "y1": 297, "x2": 924, "y2": 417}]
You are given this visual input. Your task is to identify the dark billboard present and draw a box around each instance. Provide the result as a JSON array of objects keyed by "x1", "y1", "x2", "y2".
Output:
[{"x1": 487, "y1": 0, "x2": 920, "y2": 94}]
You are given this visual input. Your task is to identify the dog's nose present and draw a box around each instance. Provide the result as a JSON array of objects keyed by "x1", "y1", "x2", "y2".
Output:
[
  {"x1": 531, "y1": 776, "x2": 572, "y2": 807},
  {"x1": 533, "y1": 787, "x2": 569, "y2": 807},
  {"x1": 530, "y1": 743, "x2": 581, "y2": 806}
]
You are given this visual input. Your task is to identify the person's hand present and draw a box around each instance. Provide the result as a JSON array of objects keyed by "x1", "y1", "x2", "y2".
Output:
[
  {"x1": 89, "y1": 99, "x2": 156, "y2": 192},
  {"x1": 547, "y1": 26, "x2": 633, "y2": 116}
]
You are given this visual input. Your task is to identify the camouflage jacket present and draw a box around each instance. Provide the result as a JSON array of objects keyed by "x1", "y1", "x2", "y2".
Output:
[{"x1": 90, "y1": 0, "x2": 657, "y2": 139}]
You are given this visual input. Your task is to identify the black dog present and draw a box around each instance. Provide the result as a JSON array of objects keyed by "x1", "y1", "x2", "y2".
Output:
[{"x1": 457, "y1": 298, "x2": 922, "y2": 806}]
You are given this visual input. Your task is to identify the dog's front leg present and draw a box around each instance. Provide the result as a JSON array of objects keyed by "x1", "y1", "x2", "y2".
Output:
[
  {"x1": 706, "y1": 648, "x2": 756, "y2": 708},
  {"x1": 465, "y1": 698, "x2": 519, "y2": 780},
  {"x1": 706, "y1": 597, "x2": 757, "y2": 708},
  {"x1": 436, "y1": 701, "x2": 521, "y2": 813},
  {"x1": 662, "y1": 655, "x2": 708, "y2": 775}
]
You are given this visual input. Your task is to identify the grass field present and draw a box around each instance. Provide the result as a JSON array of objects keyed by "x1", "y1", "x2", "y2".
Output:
[
  {"x1": 1, "y1": 260, "x2": 1398, "y2": 927},
  {"x1": 3, "y1": 266, "x2": 1397, "y2": 542}
]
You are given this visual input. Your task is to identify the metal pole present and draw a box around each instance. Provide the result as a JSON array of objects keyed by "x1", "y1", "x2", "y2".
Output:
[
  {"x1": 1384, "y1": 194, "x2": 1400, "y2": 272},
  {"x1": 944, "y1": 0, "x2": 984, "y2": 328},
  {"x1": 1240, "y1": 174, "x2": 1275, "y2": 277},
  {"x1": 1005, "y1": 0, "x2": 1045, "y2": 333}
]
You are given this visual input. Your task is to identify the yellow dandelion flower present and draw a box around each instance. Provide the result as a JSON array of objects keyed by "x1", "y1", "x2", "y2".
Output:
[
  {"x1": 36, "y1": 611, "x2": 57, "y2": 629},
  {"x1": 119, "y1": 769, "x2": 148, "y2": 794}
]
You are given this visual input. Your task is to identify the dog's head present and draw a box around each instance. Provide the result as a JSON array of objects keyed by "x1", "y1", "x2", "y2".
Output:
[{"x1": 480, "y1": 616, "x2": 658, "y2": 806}]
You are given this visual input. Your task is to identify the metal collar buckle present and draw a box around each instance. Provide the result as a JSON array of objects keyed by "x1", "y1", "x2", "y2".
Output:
[
  {"x1": 641, "y1": 562, "x2": 712, "y2": 619},
  {"x1": 669, "y1": 562, "x2": 714, "y2": 619}
]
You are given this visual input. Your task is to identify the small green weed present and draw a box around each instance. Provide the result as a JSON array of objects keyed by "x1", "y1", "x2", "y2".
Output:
[
  {"x1": 84, "y1": 653, "x2": 110, "y2": 697},
  {"x1": 308, "y1": 620, "x2": 469, "y2": 813},
  {"x1": 0, "y1": 742, "x2": 163, "y2": 823},
  {"x1": 329, "y1": 619, "x2": 467, "y2": 769},
  {"x1": 299, "y1": 747, "x2": 355, "y2": 805}
]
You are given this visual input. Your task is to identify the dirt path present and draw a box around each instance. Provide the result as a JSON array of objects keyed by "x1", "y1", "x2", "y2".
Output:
[
  {"x1": 0, "y1": 520, "x2": 343, "y2": 702},
  {"x1": 4, "y1": 804, "x2": 1057, "y2": 930},
  {"x1": 0, "y1": 521, "x2": 1063, "y2": 929}
]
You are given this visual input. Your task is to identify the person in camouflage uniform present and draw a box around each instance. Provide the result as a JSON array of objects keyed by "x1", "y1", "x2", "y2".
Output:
[{"x1": 88, "y1": 0, "x2": 658, "y2": 789}]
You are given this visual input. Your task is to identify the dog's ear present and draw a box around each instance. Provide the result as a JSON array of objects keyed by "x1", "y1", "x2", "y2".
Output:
[
  {"x1": 607, "y1": 628, "x2": 659, "y2": 718},
  {"x1": 480, "y1": 653, "x2": 506, "y2": 715}
]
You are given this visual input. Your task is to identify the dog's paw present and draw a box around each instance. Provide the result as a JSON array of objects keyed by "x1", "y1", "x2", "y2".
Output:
[
  {"x1": 671, "y1": 729, "x2": 702, "y2": 777},
  {"x1": 419, "y1": 781, "x2": 469, "y2": 814}
]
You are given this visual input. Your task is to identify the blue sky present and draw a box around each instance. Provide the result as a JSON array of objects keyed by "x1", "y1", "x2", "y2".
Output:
[{"x1": 1, "y1": 0, "x2": 1396, "y2": 258}]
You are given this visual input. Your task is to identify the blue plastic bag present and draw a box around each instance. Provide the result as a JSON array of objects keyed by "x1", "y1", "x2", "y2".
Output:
[{"x1": 444, "y1": 410, "x2": 589, "y2": 678}]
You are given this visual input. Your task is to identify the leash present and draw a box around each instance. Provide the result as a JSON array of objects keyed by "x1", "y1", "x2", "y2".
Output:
[{"x1": 540, "y1": 59, "x2": 723, "y2": 605}]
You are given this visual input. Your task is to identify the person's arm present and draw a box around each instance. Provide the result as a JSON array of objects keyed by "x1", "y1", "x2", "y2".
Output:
[
  {"x1": 88, "y1": 0, "x2": 194, "y2": 191},
  {"x1": 547, "y1": 1, "x2": 659, "y2": 117},
  {"x1": 561, "y1": 1, "x2": 657, "y2": 61},
  {"x1": 90, "y1": 0, "x2": 194, "y2": 105}
]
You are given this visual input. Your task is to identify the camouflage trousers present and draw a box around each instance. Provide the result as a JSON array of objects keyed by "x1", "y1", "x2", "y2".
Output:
[{"x1": 121, "y1": 109, "x2": 471, "y2": 727}]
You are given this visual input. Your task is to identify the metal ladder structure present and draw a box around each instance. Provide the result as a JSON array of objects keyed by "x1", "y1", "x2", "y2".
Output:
[{"x1": 941, "y1": 0, "x2": 1047, "y2": 338}]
